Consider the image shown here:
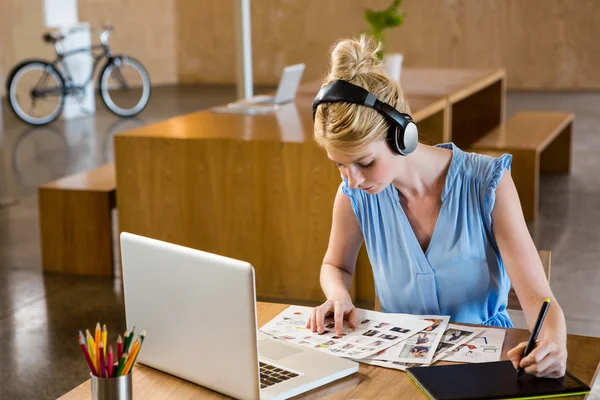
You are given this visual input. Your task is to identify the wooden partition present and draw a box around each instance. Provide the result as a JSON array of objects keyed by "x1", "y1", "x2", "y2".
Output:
[{"x1": 116, "y1": 134, "x2": 344, "y2": 303}]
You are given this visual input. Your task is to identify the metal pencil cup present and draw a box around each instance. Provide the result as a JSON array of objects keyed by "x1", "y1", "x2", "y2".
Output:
[{"x1": 90, "y1": 372, "x2": 132, "y2": 400}]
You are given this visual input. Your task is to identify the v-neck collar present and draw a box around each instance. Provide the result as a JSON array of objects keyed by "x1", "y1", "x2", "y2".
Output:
[{"x1": 391, "y1": 143, "x2": 459, "y2": 259}]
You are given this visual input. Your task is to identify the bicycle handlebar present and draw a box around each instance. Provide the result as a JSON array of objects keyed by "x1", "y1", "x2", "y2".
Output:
[
  {"x1": 61, "y1": 24, "x2": 113, "y2": 38},
  {"x1": 45, "y1": 24, "x2": 114, "y2": 51}
]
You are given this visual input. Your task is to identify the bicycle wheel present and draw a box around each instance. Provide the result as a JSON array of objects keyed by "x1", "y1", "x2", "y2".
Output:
[
  {"x1": 6, "y1": 60, "x2": 65, "y2": 126},
  {"x1": 99, "y1": 56, "x2": 151, "y2": 117}
]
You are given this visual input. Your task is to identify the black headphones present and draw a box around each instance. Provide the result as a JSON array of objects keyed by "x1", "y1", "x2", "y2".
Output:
[{"x1": 312, "y1": 80, "x2": 418, "y2": 156}]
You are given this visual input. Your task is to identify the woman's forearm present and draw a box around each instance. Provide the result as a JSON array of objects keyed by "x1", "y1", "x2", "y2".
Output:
[{"x1": 320, "y1": 263, "x2": 353, "y2": 300}]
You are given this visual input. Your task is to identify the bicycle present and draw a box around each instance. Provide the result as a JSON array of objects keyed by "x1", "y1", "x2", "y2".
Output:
[{"x1": 5, "y1": 24, "x2": 151, "y2": 126}]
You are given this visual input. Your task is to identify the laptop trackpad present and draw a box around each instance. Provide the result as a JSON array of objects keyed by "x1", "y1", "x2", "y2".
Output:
[{"x1": 260, "y1": 339, "x2": 303, "y2": 361}]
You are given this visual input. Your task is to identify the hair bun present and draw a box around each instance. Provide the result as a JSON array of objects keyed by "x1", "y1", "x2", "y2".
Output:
[{"x1": 329, "y1": 35, "x2": 383, "y2": 81}]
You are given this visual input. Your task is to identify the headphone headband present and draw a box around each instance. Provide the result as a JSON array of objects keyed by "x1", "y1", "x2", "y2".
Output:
[{"x1": 312, "y1": 80, "x2": 418, "y2": 156}]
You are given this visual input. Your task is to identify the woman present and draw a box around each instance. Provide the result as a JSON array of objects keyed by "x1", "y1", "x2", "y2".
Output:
[{"x1": 305, "y1": 35, "x2": 567, "y2": 378}]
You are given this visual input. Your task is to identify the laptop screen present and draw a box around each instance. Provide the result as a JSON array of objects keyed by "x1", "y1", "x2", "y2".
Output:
[{"x1": 274, "y1": 64, "x2": 305, "y2": 104}]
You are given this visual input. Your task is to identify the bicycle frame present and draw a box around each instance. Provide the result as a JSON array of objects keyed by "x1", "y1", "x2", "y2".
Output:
[
  {"x1": 56, "y1": 44, "x2": 111, "y2": 88},
  {"x1": 34, "y1": 30, "x2": 116, "y2": 97}
]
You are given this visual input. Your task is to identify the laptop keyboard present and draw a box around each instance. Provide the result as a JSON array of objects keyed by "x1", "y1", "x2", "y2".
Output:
[{"x1": 259, "y1": 362, "x2": 300, "y2": 389}]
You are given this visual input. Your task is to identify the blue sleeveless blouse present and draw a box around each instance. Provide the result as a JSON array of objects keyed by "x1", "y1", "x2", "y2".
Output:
[{"x1": 342, "y1": 143, "x2": 513, "y2": 327}]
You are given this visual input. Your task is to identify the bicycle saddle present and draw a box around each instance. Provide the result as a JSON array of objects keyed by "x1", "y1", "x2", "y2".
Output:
[{"x1": 42, "y1": 32, "x2": 65, "y2": 44}]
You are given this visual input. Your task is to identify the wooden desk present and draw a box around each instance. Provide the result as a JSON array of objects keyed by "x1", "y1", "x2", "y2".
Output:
[
  {"x1": 60, "y1": 302, "x2": 600, "y2": 399},
  {"x1": 299, "y1": 67, "x2": 506, "y2": 148}
]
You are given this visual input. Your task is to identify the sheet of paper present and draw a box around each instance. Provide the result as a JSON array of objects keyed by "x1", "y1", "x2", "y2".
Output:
[
  {"x1": 259, "y1": 305, "x2": 432, "y2": 360},
  {"x1": 363, "y1": 323, "x2": 482, "y2": 371},
  {"x1": 366, "y1": 359, "x2": 417, "y2": 371},
  {"x1": 431, "y1": 324, "x2": 483, "y2": 363},
  {"x1": 363, "y1": 315, "x2": 450, "y2": 365},
  {"x1": 441, "y1": 328, "x2": 506, "y2": 363}
]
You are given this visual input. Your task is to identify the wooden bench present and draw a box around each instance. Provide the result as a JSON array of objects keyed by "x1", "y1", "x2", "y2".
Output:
[
  {"x1": 471, "y1": 111, "x2": 574, "y2": 221},
  {"x1": 38, "y1": 163, "x2": 117, "y2": 276}
]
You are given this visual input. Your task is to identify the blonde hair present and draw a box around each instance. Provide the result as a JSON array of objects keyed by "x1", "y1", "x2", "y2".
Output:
[{"x1": 313, "y1": 35, "x2": 411, "y2": 154}]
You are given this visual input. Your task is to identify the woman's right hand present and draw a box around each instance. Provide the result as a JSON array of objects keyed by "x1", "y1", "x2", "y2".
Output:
[{"x1": 305, "y1": 293, "x2": 357, "y2": 335}]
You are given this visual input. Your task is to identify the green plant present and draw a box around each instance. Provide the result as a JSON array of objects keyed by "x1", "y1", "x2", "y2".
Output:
[{"x1": 364, "y1": 0, "x2": 406, "y2": 59}]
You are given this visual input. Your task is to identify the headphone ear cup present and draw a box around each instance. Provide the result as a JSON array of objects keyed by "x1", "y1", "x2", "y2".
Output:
[
  {"x1": 388, "y1": 125, "x2": 403, "y2": 155},
  {"x1": 398, "y1": 122, "x2": 419, "y2": 156},
  {"x1": 384, "y1": 124, "x2": 400, "y2": 155}
]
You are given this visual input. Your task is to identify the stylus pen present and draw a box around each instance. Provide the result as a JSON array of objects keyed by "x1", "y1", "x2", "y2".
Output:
[{"x1": 517, "y1": 298, "x2": 551, "y2": 379}]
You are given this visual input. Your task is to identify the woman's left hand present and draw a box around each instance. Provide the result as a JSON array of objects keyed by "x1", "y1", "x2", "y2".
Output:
[{"x1": 507, "y1": 335, "x2": 568, "y2": 378}]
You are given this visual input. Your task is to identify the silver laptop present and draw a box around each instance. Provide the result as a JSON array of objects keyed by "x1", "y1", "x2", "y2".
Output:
[
  {"x1": 236, "y1": 63, "x2": 306, "y2": 106},
  {"x1": 254, "y1": 63, "x2": 305, "y2": 104},
  {"x1": 120, "y1": 232, "x2": 358, "y2": 400},
  {"x1": 211, "y1": 64, "x2": 305, "y2": 115}
]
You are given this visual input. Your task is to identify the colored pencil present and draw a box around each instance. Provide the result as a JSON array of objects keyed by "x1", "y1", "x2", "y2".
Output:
[
  {"x1": 138, "y1": 329, "x2": 146, "y2": 345},
  {"x1": 86, "y1": 329, "x2": 96, "y2": 349},
  {"x1": 79, "y1": 335, "x2": 96, "y2": 376},
  {"x1": 86, "y1": 330, "x2": 97, "y2": 372},
  {"x1": 123, "y1": 330, "x2": 130, "y2": 356},
  {"x1": 95, "y1": 323, "x2": 101, "y2": 350},
  {"x1": 128, "y1": 329, "x2": 146, "y2": 373},
  {"x1": 102, "y1": 324, "x2": 108, "y2": 358},
  {"x1": 99, "y1": 342, "x2": 106, "y2": 378},
  {"x1": 108, "y1": 344, "x2": 114, "y2": 378},
  {"x1": 95, "y1": 323, "x2": 101, "y2": 372},
  {"x1": 117, "y1": 335, "x2": 123, "y2": 361},
  {"x1": 125, "y1": 327, "x2": 136, "y2": 353},
  {"x1": 122, "y1": 339, "x2": 140, "y2": 376},
  {"x1": 126, "y1": 332, "x2": 145, "y2": 375},
  {"x1": 115, "y1": 352, "x2": 128, "y2": 377},
  {"x1": 78, "y1": 330, "x2": 87, "y2": 361}
]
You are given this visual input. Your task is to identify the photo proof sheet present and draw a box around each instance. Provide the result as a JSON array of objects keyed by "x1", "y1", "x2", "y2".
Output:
[
  {"x1": 363, "y1": 315, "x2": 450, "y2": 366},
  {"x1": 260, "y1": 305, "x2": 432, "y2": 360},
  {"x1": 441, "y1": 328, "x2": 506, "y2": 363},
  {"x1": 364, "y1": 323, "x2": 481, "y2": 371}
]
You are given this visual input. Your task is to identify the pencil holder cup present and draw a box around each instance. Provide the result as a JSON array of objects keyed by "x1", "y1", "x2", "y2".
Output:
[{"x1": 90, "y1": 372, "x2": 132, "y2": 400}]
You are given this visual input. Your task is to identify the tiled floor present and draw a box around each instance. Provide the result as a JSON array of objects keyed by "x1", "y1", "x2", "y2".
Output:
[{"x1": 1, "y1": 86, "x2": 599, "y2": 399}]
